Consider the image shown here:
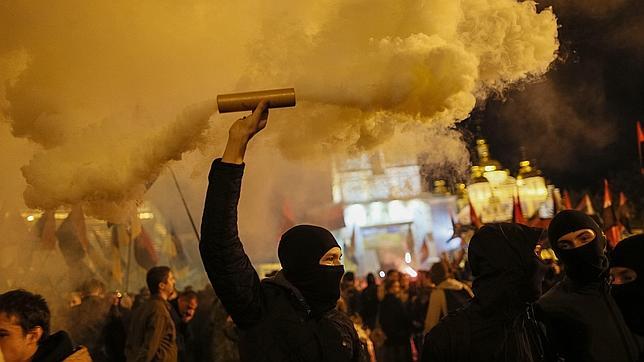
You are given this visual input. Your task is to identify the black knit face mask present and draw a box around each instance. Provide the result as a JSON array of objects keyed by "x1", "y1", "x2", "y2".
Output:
[
  {"x1": 548, "y1": 210, "x2": 608, "y2": 283},
  {"x1": 278, "y1": 225, "x2": 344, "y2": 317},
  {"x1": 557, "y1": 235, "x2": 608, "y2": 282},
  {"x1": 287, "y1": 264, "x2": 345, "y2": 317}
]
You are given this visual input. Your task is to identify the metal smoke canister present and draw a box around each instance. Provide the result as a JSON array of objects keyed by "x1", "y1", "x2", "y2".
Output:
[{"x1": 217, "y1": 88, "x2": 296, "y2": 113}]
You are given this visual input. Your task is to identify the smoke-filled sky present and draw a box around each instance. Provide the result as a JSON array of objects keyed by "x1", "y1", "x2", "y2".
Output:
[
  {"x1": 0, "y1": 0, "x2": 559, "y2": 226},
  {"x1": 469, "y1": 0, "x2": 644, "y2": 206}
]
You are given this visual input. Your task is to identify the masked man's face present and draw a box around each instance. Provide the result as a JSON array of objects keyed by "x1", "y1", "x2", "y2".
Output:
[
  {"x1": 610, "y1": 266, "x2": 637, "y2": 285},
  {"x1": 556, "y1": 228, "x2": 597, "y2": 250}
]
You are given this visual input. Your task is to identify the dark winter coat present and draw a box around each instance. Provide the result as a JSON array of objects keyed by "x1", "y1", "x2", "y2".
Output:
[
  {"x1": 422, "y1": 224, "x2": 550, "y2": 362},
  {"x1": 124, "y1": 295, "x2": 177, "y2": 362},
  {"x1": 359, "y1": 284, "x2": 379, "y2": 330},
  {"x1": 536, "y1": 277, "x2": 640, "y2": 362},
  {"x1": 67, "y1": 295, "x2": 111, "y2": 361},
  {"x1": 200, "y1": 159, "x2": 365, "y2": 362}
]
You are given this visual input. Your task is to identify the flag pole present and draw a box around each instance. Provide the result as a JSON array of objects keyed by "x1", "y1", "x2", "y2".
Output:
[
  {"x1": 169, "y1": 167, "x2": 201, "y2": 242},
  {"x1": 125, "y1": 228, "x2": 133, "y2": 293}
]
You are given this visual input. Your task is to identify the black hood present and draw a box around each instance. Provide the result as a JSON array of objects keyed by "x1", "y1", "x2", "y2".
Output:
[{"x1": 469, "y1": 223, "x2": 546, "y2": 313}]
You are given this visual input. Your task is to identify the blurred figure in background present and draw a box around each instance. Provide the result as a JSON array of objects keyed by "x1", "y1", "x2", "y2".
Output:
[
  {"x1": 360, "y1": 273, "x2": 379, "y2": 331},
  {"x1": 125, "y1": 266, "x2": 177, "y2": 362},
  {"x1": 67, "y1": 278, "x2": 111, "y2": 361},
  {"x1": 340, "y1": 272, "x2": 361, "y2": 318},
  {"x1": 424, "y1": 260, "x2": 473, "y2": 334},
  {"x1": 379, "y1": 279, "x2": 413, "y2": 362},
  {"x1": 170, "y1": 290, "x2": 199, "y2": 362},
  {"x1": 104, "y1": 291, "x2": 132, "y2": 362}
]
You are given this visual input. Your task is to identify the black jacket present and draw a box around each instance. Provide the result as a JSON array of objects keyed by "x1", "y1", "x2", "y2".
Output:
[
  {"x1": 379, "y1": 293, "x2": 413, "y2": 345},
  {"x1": 536, "y1": 277, "x2": 640, "y2": 362},
  {"x1": 200, "y1": 159, "x2": 365, "y2": 362},
  {"x1": 422, "y1": 224, "x2": 550, "y2": 362}
]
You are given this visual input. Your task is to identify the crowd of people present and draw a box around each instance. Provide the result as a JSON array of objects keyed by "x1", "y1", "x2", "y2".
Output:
[
  {"x1": 1, "y1": 222, "x2": 642, "y2": 361},
  {"x1": 1, "y1": 103, "x2": 642, "y2": 361}
]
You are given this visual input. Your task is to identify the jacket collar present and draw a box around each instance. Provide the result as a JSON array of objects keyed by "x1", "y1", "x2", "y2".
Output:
[{"x1": 264, "y1": 270, "x2": 311, "y2": 314}]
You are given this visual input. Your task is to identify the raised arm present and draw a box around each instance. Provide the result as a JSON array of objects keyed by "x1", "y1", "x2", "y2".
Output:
[{"x1": 199, "y1": 101, "x2": 269, "y2": 329}]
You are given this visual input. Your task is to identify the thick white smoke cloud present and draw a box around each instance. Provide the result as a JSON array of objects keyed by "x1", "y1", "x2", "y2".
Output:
[{"x1": 0, "y1": 0, "x2": 558, "y2": 222}]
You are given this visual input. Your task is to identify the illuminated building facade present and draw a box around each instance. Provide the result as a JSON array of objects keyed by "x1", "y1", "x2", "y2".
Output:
[{"x1": 332, "y1": 151, "x2": 455, "y2": 276}]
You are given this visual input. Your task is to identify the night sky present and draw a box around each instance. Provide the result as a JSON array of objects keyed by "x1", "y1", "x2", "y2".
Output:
[{"x1": 462, "y1": 0, "x2": 644, "y2": 216}]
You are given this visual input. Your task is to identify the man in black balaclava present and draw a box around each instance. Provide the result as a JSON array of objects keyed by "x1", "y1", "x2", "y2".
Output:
[
  {"x1": 279, "y1": 225, "x2": 346, "y2": 318},
  {"x1": 536, "y1": 210, "x2": 640, "y2": 362},
  {"x1": 610, "y1": 234, "x2": 644, "y2": 350},
  {"x1": 422, "y1": 223, "x2": 549, "y2": 362},
  {"x1": 199, "y1": 101, "x2": 365, "y2": 362}
]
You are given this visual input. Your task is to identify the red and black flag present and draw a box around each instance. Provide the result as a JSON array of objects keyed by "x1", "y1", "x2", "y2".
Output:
[
  {"x1": 469, "y1": 200, "x2": 483, "y2": 229},
  {"x1": 35, "y1": 210, "x2": 57, "y2": 250},
  {"x1": 512, "y1": 195, "x2": 526, "y2": 225},
  {"x1": 134, "y1": 227, "x2": 159, "y2": 270},
  {"x1": 561, "y1": 190, "x2": 573, "y2": 210},
  {"x1": 637, "y1": 121, "x2": 643, "y2": 173},
  {"x1": 55, "y1": 205, "x2": 88, "y2": 267},
  {"x1": 602, "y1": 179, "x2": 622, "y2": 248},
  {"x1": 169, "y1": 225, "x2": 189, "y2": 270},
  {"x1": 617, "y1": 192, "x2": 633, "y2": 234},
  {"x1": 576, "y1": 194, "x2": 597, "y2": 215}
]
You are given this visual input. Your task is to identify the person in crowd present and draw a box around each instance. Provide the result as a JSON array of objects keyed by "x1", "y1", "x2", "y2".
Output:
[
  {"x1": 340, "y1": 272, "x2": 361, "y2": 317},
  {"x1": 67, "y1": 278, "x2": 111, "y2": 361},
  {"x1": 423, "y1": 260, "x2": 473, "y2": 334},
  {"x1": 537, "y1": 210, "x2": 640, "y2": 361},
  {"x1": 378, "y1": 270, "x2": 400, "y2": 301},
  {"x1": 199, "y1": 101, "x2": 365, "y2": 361},
  {"x1": 125, "y1": 266, "x2": 177, "y2": 362},
  {"x1": 131, "y1": 287, "x2": 150, "y2": 312},
  {"x1": 0, "y1": 289, "x2": 90, "y2": 362},
  {"x1": 360, "y1": 273, "x2": 379, "y2": 331},
  {"x1": 170, "y1": 290, "x2": 199, "y2": 362},
  {"x1": 422, "y1": 223, "x2": 549, "y2": 362},
  {"x1": 379, "y1": 279, "x2": 413, "y2": 362},
  {"x1": 399, "y1": 273, "x2": 411, "y2": 303},
  {"x1": 610, "y1": 234, "x2": 644, "y2": 347},
  {"x1": 410, "y1": 271, "x2": 433, "y2": 352},
  {"x1": 104, "y1": 291, "x2": 133, "y2": 362}
]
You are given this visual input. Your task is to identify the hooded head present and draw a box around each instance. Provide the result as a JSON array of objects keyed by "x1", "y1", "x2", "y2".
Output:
[
  {"x1": 469, "y1": 223, "x2": 546, "y2": 312},
  {"x1": 278, "y1": 224, "x2": 344, "y2": 317},
  {"x1": 610, "y1": 234, "x2": 644, "y2": 335},
  {"x1": 548, "y1": 210, "x2": 608, "y2": 283}
]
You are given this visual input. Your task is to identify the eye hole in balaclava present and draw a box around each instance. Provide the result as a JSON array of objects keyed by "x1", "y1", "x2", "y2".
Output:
[
  {"x1": 548, "y1": 210, "x2": 608, "y2": 283},
  {"x1": 278, "y1": 225, "x2": 345, "y2": 317}
]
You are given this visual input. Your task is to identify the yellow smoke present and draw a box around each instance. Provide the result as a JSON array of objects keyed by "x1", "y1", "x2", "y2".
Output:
[{"x1": 0, "y1": 0, "x2": 558, "y2": 221}]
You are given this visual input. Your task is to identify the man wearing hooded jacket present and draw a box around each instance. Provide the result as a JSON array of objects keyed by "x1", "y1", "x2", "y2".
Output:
[
  {"x1": 536, "y1": 210, "x2": 640, "y2": 361},
  {"x1": 422, "y1": 223, "x2": 550, "y2": 362},
  {"x1": 199, "y1": 101, "x2": 365, "y2": 361}
]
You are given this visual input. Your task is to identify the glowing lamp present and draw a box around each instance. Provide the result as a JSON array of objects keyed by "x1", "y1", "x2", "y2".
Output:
[{"x1": 516, "y1": 160, "x2": 548, "y2": 218}]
